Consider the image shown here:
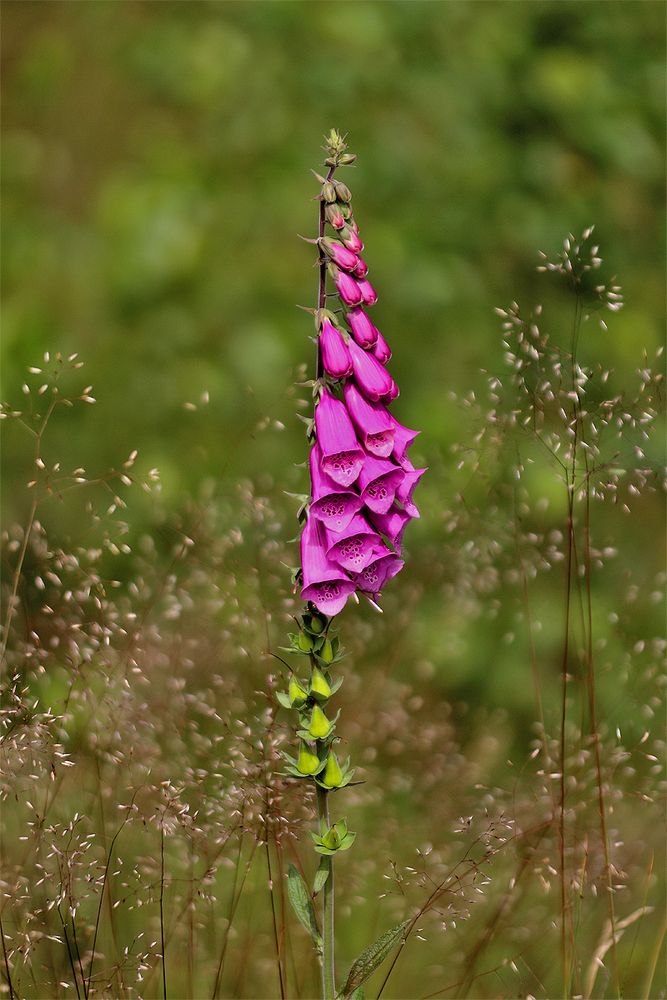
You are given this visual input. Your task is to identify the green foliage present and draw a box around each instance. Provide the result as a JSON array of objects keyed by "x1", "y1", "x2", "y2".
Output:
[
  {"x1": 287, "y1": 864, "x2": 322, "y2": 955},
  {"x1": 339, "y1": 919, "x2": 411, "y2": 998}
]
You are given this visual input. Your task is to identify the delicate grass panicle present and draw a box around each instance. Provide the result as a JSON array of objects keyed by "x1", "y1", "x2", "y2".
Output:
[{"x1": 1, "y1": 168, "x2": 664, "y2": 998}]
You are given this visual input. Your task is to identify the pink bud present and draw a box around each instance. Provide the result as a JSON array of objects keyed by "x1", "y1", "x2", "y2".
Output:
[
  {"x1": 341, "y1": 227, "x2": 363, "y2": 253},
  {"x1": 357, "y1": 279, "x2": 378, "y2": 305},
  {"x1": 343, "y1": 383, "x2": 395, "y2": 458},
  {"x1": 372, "y1": 331, "x2": 392, "y2": 364},
  {"x1": 347, "y1": 308, "x2": 379, "y2": 349},
  {"x1": 353, "y1": 257, "x2": 369, "y2": 278},
  {"x1": 348, "y1": 339, "x2": 394, "y2": 402},
  {"x1": 334, "y1": 269, "x2": 363, "y2": 307},
  {"x1": 320, "y1": 320, "x2": 352, "y2": 379},
  {"x1": 386, "y1": 379, "x2": 400, "y2": 401},
  {"x1": 322, "y1": 238, "x2": 358, "y2": 272},
  {"x1": 325, "y1": 204, "x2": 346, "y2": 230}
]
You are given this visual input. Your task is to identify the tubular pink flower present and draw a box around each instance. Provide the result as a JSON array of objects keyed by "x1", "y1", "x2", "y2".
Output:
[
  {"x1": 309, "y1": 442, "x2": 363, "y2": 532},
  {"x1": 315, "y1": 387, "x2": 364, "y2": 487},
  {"x1": 343, "y1": 382, "x2": 394, "y2": 458},
  {"x1": 347, "y1": 308, "x2": 379, "y2": 349},
  {"x1": 390, "y1": 414, "x2": 420, "y2": 462},
  {"x1": 320, "y1": 320, "x2": 352, "y2": 379},
  {"x1": 353, "y1": 257, "x2": 369, "y2": 278},
  {"x1": 325, "y1": 513, "x2": 385, "y2": 573},
  {"x1": 335, "y1": 269, "x2": 363, "y2": 306},
  {"x1": 354, "y1": 552, "x2": 404, "y2": 596},
  {"x1": 341, "y1": 227, "x2": 363, "y2": 253},
  {"x1": 386, "y1": 379, "x2": 400, "y2": 402},
  {"x1": 357, "y1": 278, "x2": 378, "y2": 305},
  {"x1": 300, "y1": 515, "x2": 356, "y2": 616},
  {"x1": 372, "y1": 330, "x2": 392, "y2": 364},
  {"x1": 322, "y1": 239, "x2": 358, "y2": 272},
  {"x1": 348, "y1": 339, "x2": 395, "y2": 402},
  {"x1": 358, "y1": 454, "x2": 405, "y2": 514},
  {"x1": 397, "y1": 457, "x2": 427, "y2": 517},
  {"x1": 369, "y1": 504, "x2": 413, "y2": 554}
]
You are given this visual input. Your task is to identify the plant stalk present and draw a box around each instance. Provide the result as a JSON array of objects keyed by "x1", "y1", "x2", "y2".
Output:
[{"x1": 316, "y1": 784, "x2": 335, "y2": 999}]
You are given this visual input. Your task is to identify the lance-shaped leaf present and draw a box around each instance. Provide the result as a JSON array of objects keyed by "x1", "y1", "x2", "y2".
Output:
[
  {"x1": 287, "y1": 864, "x2": 322, "y2": 954},
  {"x1": 340, "y1": 919, "x2": 411, "y2": 998}
]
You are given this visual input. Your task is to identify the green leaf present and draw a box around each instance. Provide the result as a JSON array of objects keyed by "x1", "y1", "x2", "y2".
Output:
[
  {"x1": 313, "y1": 860, "x2": 330, "y2": 895},
  {"x1": 287, "y1": 864, "x2": 322, "y2": 954},
  {"x1": 340, "y1": 919, "x2": 411, "y2": 998},
  {"x1": 275, "y1": 691, "x2": 292, "y2": 709}
]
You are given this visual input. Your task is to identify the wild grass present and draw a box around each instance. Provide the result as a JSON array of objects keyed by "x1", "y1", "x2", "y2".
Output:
[{"x1": 1, "y1": 233, "x2": 664, "y2": 998}]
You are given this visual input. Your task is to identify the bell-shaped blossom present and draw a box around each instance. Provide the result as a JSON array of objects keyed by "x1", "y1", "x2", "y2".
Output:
[
  {"x1": 308, "y1": 442, "x2": 362, "y2": 532},
  {"x1": 359, "y1": 454, "x2": 405, "y2": 514},
  {"x1": 347, "y1": 308, "x2": 379, "y2": 349},
  {"x1": 389, "y1": 413, "x2": 420, "y2": 462},
  {"x1": 397, "y1": 457, "x2": 427, "y2": 517},
  {"x1": 357, "y1": 278, "x2": 378, "y2": 305},
  {"x1": 300, "y1": 515, "x2": 355, "y2": 616},
  {"x1": 373, "y1": 330, "x2": 392, "y2": 363},
  {"x1": 341, "y1": 227, "x2": 363, "y2": 253},
  {"x1": 343, "y1": 382, "x2": 394, "y2": 458},
  {"x1": 320, "y1": 320, "x2": 352, "y2": 379},
  {"x1": 325, "y1": 513, "x2": 384, "y2": 573},
  {"x1": 315, "y1": 387, "x2": 364, "y2": 487},
  {"x1": 334, "y1": 269, "x2": 363, "y2": 306},
  {"x1": 322, "y1": 238, "x2": 358, "y2": 272},
  {"x1": 355, "y1": 552, "x2": 404, "y2": 596},
  {"x1": 348, "y1": 338, "x2": 395, "y2": 402},
  {"x1": 369, "y1": 504, "x2": 412, "y2": 554},
  {"x1": 353, "y1": 257, "x2": 369, "y2": 278}
]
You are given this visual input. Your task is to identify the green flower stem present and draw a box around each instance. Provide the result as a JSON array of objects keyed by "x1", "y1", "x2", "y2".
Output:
[{"x1": 316, "y1": 782, "x2": 335, "y2": 1000}]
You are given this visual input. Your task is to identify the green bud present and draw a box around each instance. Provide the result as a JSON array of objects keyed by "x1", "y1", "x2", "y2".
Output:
[
  {"x1": 322, "y1": 181, "x2": 337, "y2": 203},
  {"x1": 297, "y1": 631, "x2": 313, "y2": 653},
  {"x1": 308, "y1": 704, "x2": 332, "y2": 740},
  {"x1": 309, "y1": 666, "x2": 332, "y2": 702},
  {"x1": 318, "y1": 639, "x2": 334, "y2": 664},
  {"x1": 334, "y1": 181, "x2": 352, "y2": 203},
  {"x1": 321, "y1": 752, "x2": 344, "y2": 788},
  {"x1": 288, "y1": 675, "x2": 308, "y2": 708},
  {"x1": 309, "y1": 613, "x2": 326, "y2": 635},
  {"x1": 322, "y1": 819, "x2": 346, "y2": 850},
  {"x1": 297, "y1": 742, "x2": 321, "y2": 776},
  {"x1": 339, "y1": 153, "x2": 356, "y2": 165}
]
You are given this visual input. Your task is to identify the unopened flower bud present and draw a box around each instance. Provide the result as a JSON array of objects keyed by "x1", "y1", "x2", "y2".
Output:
[
  {"x1": 340, "y1": 227, "x2": 363, "y2": 253},
  {"x1": 339, "y1": 153, "x2": 356, "y2": 165},
  {"x1": 334, "y1": 181, "x2": 352, "y2": 203},
  {"x1": 288, "y1": 675, "x2": 309, "y2": 708},
  {"x1": 297, "y1": 742, "x2": 321, "y2": 776},
  {"x1": 322, "y1": 182, "x2": 337, "y2": 203},
  {"x1": 353, "y1": 257, "x2": 369, "y2": 278},
  {"x1": 297, "y1": 631, "x2": 314, "y2": 652},
  {"x1": 308, "y1": 613, "x2": 326, "y2": 634},
  {"x1": 321, "y1": 238, "x2": 358, "y2": 272},
  {"x1": 319, "y1": 638, "x2": 335, "y2": 664},
  {"x1": 310, "y1": 665, "x2": 332, "y2": 702},
  {"x1": 325, "y1": 203, "x2": 346, "y2": 230},
  {"x1": 308, "y1": 704, "x2": 332, "y2": 739},
  {"x1": 321, "y1": 751, "x2": 344, "y2": 788}
]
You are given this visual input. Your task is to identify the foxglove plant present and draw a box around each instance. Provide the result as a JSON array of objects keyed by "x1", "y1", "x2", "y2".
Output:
[{"x1": 279, "y1": 130, "x2": 425, "y2": 1000}]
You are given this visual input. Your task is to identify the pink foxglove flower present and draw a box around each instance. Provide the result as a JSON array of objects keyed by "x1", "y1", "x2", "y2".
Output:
[
  {"x1": 325, "y1": 513, "x2": 384, "y2": 573},
  {"x1": 397, "y1": 457, "x2": 427, "y2": 517},
  {"x1": 359, "y1": 453, "x2": 405, "y2": 514},
  {"x1": 341, "y1": 227, "x2": 363, "y2": 253},
  {"x1": 355, "y1": 552, "x2": 404, "y2": 596},
  {"x1": 301, "y1": 515, "x2": 356, "y2": 616},
  {"x1": 343, "y1": 382, "x2": 395, "y2": 458},
  {"x1": 334, "y1": 268, "x2": 363, "y2": 306},
  {"x1": 348, "y1": 338, "x2": 395, "y2": 402},
  {"x1": 372, "y1": 330, "x2": 392, "y2": 363},
  {"x1": 315, "y1": 387, "x2": 364, "y2": 487},
  {"x1": 389, "y1": 413, "x2": 420, "y2": 462},
  {"x1": 320, "y1": 320, "x2": 352, "y2": 379},
  {"x1": 322, "y1": 238, "x2": 358, "y2": 272},
  {"x1": 357, "y1": 278, "x2": 377, "y2": 305},
  {"x1": 347, "y1": 308, "x2": 379, "y2": 349},
  {"x1": 368, "y1": 505, "x2": 412, "y2": 554},
  {"x1": 309, "y1": 442, "x2": 363, "y2": 532},
  {"x1": 353, "y1": 257, "x2": 369, "y2": 278}
]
